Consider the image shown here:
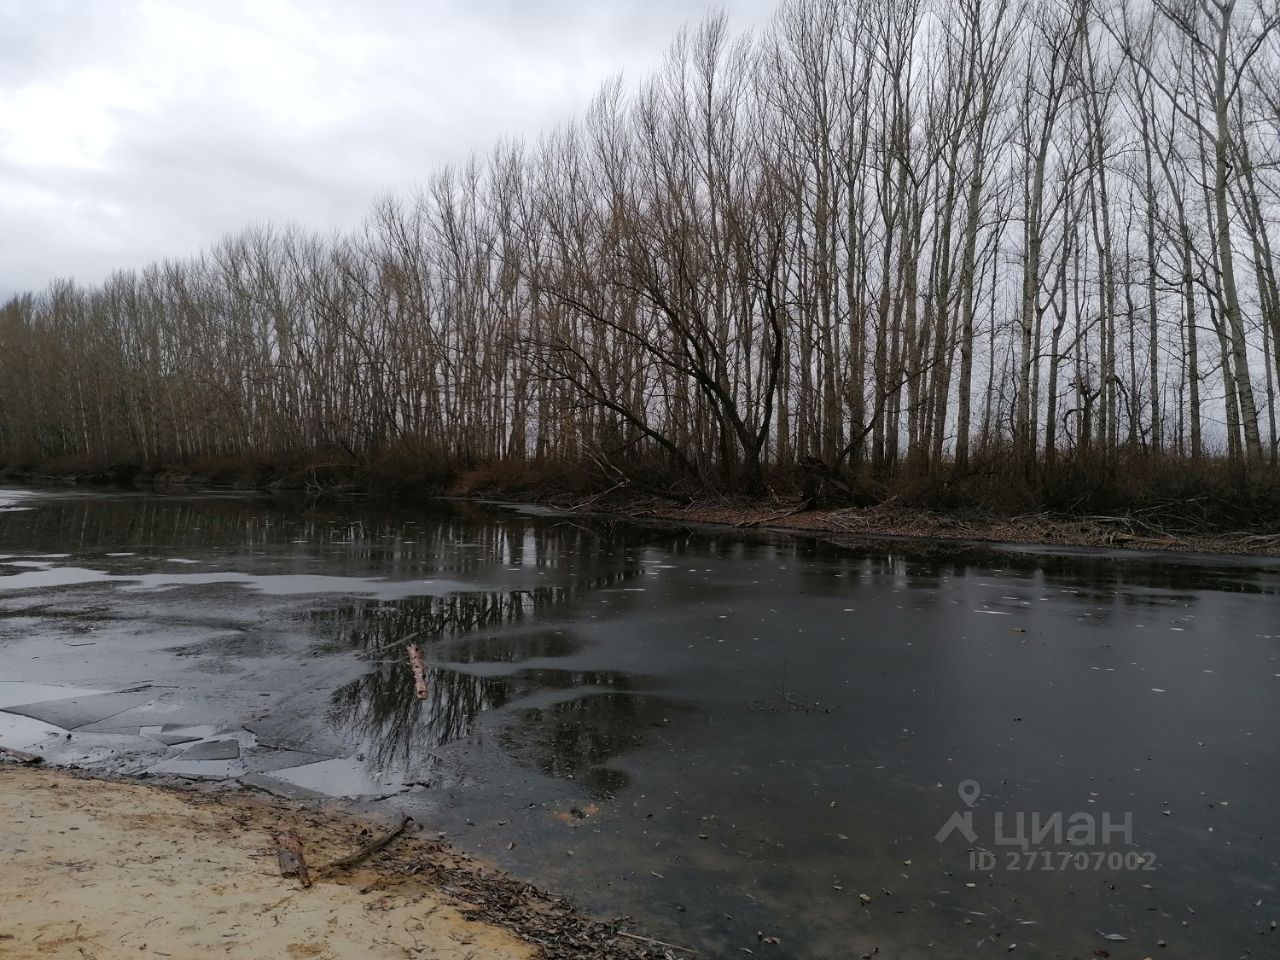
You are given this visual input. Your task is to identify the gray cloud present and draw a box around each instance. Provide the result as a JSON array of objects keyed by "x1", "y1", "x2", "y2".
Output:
[{"x1": 0, "y1": 0, "x2": 777, "y2": 296}]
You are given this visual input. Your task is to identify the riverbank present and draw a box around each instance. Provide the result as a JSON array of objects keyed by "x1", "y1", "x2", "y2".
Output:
[
  {"x1": 0, "y1": 765, "x2": 669, "y2": 960},
  {"x1": 575, "y1": 494, "x2": 1280, "y2": 558},
  {"x1": 5, "y1": 462, "x2": 1280, "y2": 557}
]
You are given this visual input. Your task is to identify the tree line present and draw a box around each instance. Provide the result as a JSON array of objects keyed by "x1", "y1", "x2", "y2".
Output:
[{"x1": 3, "y1": 0, "x2": 1280, "y2": 498}]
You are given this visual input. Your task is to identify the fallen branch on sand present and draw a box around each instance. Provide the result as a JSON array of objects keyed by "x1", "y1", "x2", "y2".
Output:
[{"x1": 326, "y1": 815, "x2": 412, "y2": 872}]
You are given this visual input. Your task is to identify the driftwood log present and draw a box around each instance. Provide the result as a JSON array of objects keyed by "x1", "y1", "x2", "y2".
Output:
[{"x1": 276, "y1": 829, "x2": 311, "y2": 888}]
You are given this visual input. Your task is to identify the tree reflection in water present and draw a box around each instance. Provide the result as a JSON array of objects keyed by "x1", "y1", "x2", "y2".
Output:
[
  {"x1": 328, "y1": 662, "x2": 645, "y2": 772},
  {"x1": 321, "y1": 566, "x2": 665, "y2": 779},
  {"x1": 311, "y1": 564, "x2": 642, "y2": 659}
]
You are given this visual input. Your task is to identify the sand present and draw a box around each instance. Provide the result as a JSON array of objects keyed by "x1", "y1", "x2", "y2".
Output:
[{"x1": 0, "y1": 766, "x2": 534, "y2": 960}]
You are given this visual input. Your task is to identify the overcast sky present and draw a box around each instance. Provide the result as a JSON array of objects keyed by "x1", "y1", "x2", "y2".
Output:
[{"x1": 0, "y1": 0, "x2": 776, "y2": 297}]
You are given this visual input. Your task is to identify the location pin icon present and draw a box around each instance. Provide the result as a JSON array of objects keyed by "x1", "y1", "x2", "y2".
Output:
[{"x1": 958, "y1": 779, "x2": 981, "y2": 807}]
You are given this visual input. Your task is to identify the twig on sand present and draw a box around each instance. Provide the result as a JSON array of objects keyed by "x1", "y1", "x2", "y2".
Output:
[{"x1": 326, "y1": 815, "x2": 412, "y2": 872}]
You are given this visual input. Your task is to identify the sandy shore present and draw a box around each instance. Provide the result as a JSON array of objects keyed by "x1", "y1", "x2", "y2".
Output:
[{"x1": 0, "y1": 767, "x2": 658, "y2": 960}]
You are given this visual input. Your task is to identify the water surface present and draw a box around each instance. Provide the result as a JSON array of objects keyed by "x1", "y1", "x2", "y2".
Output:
[{"x1": 0, "y1": 487, "x2": 1277, "y2": 958}]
